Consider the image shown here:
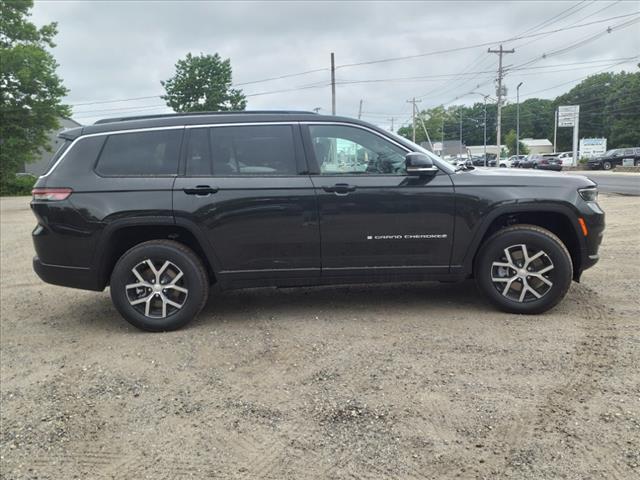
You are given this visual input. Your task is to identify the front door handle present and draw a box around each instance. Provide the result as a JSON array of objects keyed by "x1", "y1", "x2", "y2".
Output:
[
  {"x1": 183, "y1": 185, "x2": 218, "y2": 196},
  {"x1": 322, "y1": 183, "x2": 356, "y2": 195}
]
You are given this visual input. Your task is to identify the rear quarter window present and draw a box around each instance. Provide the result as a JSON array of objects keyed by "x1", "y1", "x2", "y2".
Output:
[{"x1": 95, "y1": 129, "x2": 182, "y2": 176}]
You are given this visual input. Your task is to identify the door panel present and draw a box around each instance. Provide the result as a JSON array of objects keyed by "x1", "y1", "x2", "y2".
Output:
[
  {"x1": 311, "y1": 174, "x2": 455, "y2": 273},
  {"x1": 173, "y1": 123, "x2": 320, "y2": 283},
  {"x1": 173, "y1": 177, "x2": 319, "y2": 275},
  {"x1": 303, "y1": 122, "x2": 455, "y2": 275}
]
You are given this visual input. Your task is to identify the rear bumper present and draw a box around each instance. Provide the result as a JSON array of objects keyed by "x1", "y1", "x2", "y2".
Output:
[
  {"x1": 33, "y1": 257, "x2": 104, "y2": 291},
  {"x1": 538, "y1": 164, "x2": 562, "y2": 171}
]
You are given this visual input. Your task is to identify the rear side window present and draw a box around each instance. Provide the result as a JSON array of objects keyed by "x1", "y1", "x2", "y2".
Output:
[
  {"x1": 184, "y1": 125, "x2": 297, "y2": 176},
  {"x1": 96, "y1": 129, "x2": 182, "y2": 176},
  {"x1": 43, "y1": 138, "x2": 72, "y2": 175}
]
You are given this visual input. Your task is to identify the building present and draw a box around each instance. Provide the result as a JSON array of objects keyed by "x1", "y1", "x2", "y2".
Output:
[
  {"x1": 22, "y1": 117, "x2": 81, "y2": 176},
  {"x1": 430, "y1": 140, "x2": 468, "y2": 159},
  {"x1": 467, "y1": 145, "x2": 501, "y2": 157},
  {"x1": 520, "y1": 138, "x2": 553, "y2": 155}
]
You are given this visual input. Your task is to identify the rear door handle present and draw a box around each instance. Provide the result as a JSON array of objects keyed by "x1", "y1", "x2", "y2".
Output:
[
  {"x1": 183, "y1": 185, "x2": 218, "y2": 196},
  {"x1": 322, "y1": 183, "x2": 356, "y2": 195}
]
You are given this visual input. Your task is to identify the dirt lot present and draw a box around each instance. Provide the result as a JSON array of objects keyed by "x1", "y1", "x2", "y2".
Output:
[{"x1": 1, "y1": 194, "x2": 638, "y2": 480}]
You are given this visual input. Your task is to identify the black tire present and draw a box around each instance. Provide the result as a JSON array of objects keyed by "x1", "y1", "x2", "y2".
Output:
[
  {"x1": 474, "y1": 224, "x2": 573, "y2": 314},
  {"x1": 110, "y1": 240, "x2": 209, "y2": 331},
  {"x1": 602, "y1": 161, "x2": 612, "y2": 170},
  {"x1": 635, "y1": 159, "x2": 639, "y2": 167}
]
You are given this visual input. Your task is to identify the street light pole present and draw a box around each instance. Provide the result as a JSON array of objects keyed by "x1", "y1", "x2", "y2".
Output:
[{"x1": 516, "y1": 82, "x2": 523, "y2": 158}]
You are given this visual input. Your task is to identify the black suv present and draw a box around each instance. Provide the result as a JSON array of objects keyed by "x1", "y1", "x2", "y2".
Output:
[
  {"x1": 587, "y1": 148, "x2": 640, "y2": 170},
  {"x1": 32, "y1": 111, "x2": 604, "y2": 331}
]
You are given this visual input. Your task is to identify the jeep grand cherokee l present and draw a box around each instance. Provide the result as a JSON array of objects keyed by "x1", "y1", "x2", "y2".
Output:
[
  {"x1": 31, "y1": 111, "x2": 605, "y2": 331},
  {"x1": 587, "y1": 148, "x2": 640, "y2": 170}
]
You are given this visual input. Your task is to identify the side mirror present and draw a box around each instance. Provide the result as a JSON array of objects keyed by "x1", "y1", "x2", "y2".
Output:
[{"x1": 405, "y1": 152, "x2": 438, "y2": 176}]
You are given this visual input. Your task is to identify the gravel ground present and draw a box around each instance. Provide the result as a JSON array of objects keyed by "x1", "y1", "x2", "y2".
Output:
[{"x1": 1, "y1": 194, "x2": 639, "y2": 480}]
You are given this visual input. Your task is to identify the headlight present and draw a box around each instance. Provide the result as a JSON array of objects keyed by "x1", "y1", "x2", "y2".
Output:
[{"x1": 578, "y1": 187, "x2": 598, "y2": 203}]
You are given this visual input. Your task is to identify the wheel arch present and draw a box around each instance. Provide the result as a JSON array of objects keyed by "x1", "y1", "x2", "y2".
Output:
[
  {"x1": 95, "y1": 218, "x2": 219, "y2": 289},
  {"x1": 463, "y1": 203, "x2": 585, "y2": 281}
]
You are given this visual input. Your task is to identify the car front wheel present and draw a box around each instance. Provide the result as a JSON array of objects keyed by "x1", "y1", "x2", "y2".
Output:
[
  {"x1": 602, "y1": 161, "x2": 612, "y2": 170},
  {"x1": 475, "y1": 225, "x2": 573, "y2": 314},
  {"x1": 110, "y1": 240, "x2": 209, "y2": 331}
]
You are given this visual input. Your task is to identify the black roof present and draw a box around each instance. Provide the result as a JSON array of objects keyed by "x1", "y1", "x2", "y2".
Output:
[
  {"x1": 60, "y1": 110, "x2": 380, "y2": 139},
  {"x1": 93, "y1": 110, "x2": 318, "y2": 124}
]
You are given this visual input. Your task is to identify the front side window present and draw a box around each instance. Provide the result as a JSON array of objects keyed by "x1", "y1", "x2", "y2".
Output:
[
  {"x1": 96, "y1": 129, "x2": 181, "y2": 176},
  {"x1": 309, "y1": 125, "x2": 407, "y2": 175}
]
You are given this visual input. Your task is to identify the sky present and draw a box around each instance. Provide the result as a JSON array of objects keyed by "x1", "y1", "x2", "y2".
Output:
[{"x1": 31, "y1": 0, "x2": 640, "y2": 130}]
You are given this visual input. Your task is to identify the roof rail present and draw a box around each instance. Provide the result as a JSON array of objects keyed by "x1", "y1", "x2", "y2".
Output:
[{"x1": 94, "y1": 110, "x2": 318, "y2": 125}]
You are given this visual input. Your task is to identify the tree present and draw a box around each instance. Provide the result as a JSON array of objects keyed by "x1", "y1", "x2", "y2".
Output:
[
  {"x1": 504, "y1": 129, "x2": 529, "y2": 156},
  {"x1": 161, "y1": 53, "x2": 247, "y2": 112},
  {"x1": 0, "y1": 0, "x2": 70, "y2": 189}
]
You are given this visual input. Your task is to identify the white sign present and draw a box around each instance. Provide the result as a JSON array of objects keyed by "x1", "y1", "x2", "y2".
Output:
[
  {"x1": 558, "y1": 105, "x2": 579, "y2": 127},
  {"x1": 579, "y1": 138, "x2": 607, "y2": 158}
]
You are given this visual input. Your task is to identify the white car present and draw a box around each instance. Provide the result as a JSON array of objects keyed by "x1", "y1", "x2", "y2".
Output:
[{"x1": 556, "y1": 151, "x2": 579, "y2": 165}]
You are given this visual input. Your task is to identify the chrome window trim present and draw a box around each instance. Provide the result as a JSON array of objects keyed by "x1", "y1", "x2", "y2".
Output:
[
  {"x1": 39, "y1": 126, "x2": 185, "y2": 179},
  {"x1": 301, "y1": 121, "x2": 411, "y2": 153},
  {"x1": 40, "y1": 121, "x2": 417, "y2": 179}
]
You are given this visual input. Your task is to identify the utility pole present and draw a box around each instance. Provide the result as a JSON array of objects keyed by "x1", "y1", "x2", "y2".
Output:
[
  {"x1": 459, "y1": 107, "x2": 463, "y2": 159},
  {"x1": 389, "y1": 117, "x2": 395, "y2": 132},
  {"x1": 516, "y1": 82, "x2": 523, "y2": 158},
  {"x1": 330, "y1": 52, "x2": 336, "y2": 115},
  {"x1": 407, "y1": 97, "x2": 422, "y2": 143},
  {"x1": 488, "y1": 45, "x2": 514, "y2": 164},
  {"x1": 441, "y1": 114, "x2": 445, "y2": 158},
  {"x1": 357, "y1": 99, "x2": 363, "y2": 119},
  {"x1": 553, "y1": 108, "x2": 558, "y2": 153},
  {"x1": 419, "y1": 115, "x2": 433, "y2": 151}
]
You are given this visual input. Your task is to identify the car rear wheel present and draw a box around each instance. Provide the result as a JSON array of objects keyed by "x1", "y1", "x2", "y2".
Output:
[
  {"x1": 110, "y1": 240, "x2": 209, "y2": 331},
  {"x1": 602, "y1": 161, "x2": 612, "y2": 170},
  {"x1": 475, "y1": 225, "x2": 572, "y2": 314}
]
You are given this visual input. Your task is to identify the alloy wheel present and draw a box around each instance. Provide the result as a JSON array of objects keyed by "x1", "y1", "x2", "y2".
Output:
[
  {"x1": 490, "y1": 244, "x2": 554, "y2": 303},
  {"x1": 125, "y1": 259, "x2": 188, "y2": 318}
]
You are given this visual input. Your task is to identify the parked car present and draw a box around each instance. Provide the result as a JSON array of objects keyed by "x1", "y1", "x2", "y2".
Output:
[
  {"x1": 31, "y1": 111, "x2": 604, "y2": 331},
  {"x1": 472, "y1": 154, "x2": 496, "y2": 167},
  {"x1": 587, "y1": 148, "x2": 640, "y2": 170},
  {"x1": 533, "y1": 153, "x2": 563, "y2": 171},
  {"x1": 556, "y1": 151, "x2": 579, "y2": 165},
  {"x1": 519, "y1": 154, "x2": 540, "y2": 168},
  {"x1": 508, "y1": 155, "x2": 526, "y2": 168},
  {"x1": 488, "y1": 157, "x2": 510, "y2": 168}
]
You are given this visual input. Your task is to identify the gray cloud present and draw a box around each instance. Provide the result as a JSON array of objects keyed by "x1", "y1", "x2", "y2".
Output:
[{"x1": 32, "y1": 0, "x2": 640, "y2": 129}]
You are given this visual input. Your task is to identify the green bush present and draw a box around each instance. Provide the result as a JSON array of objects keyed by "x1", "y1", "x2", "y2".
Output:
[{"x1": 0, "y1": 174, "x2": 36, "y2": 196}]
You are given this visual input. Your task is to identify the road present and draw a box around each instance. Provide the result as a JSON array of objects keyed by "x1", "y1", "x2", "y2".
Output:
[{"x1": 565, "y1": 171, "x2": 640, "y2": 195}]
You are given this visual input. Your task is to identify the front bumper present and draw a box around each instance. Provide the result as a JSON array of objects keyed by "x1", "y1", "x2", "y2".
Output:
[{"x1": 33, "y1": 257, "x2": 104, "y2": 291}]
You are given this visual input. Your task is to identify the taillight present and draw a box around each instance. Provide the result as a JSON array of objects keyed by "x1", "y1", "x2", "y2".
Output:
[
  {"x1": 32, "y1": 188, "x2": 73, "y2": 201},
  {"x1": 540, "y1": 159, "x2": 549, "y2": 165}
]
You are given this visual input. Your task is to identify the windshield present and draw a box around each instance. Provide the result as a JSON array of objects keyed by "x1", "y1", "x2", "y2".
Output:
[
  {"x1": 603, "y1": 149, "x2": 616, "y2": 156},
  {"x1": 386, "y1": 131, "x2": 455, "y2": 174}
]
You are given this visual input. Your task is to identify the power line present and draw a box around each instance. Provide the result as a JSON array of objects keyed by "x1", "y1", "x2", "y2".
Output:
[{"x1": 334, "y1": 12, "x2": 639, "y2": 69}]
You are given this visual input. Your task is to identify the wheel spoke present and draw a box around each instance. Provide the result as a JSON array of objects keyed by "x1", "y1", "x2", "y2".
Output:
[
  {"x1": 502, "y1": 278, "x2": 516, "y2": 296},
  {"x1": 526, "y1": 250, "x2": 544, "y2": 265},
  {"x1": 161, "y1": 297, "x2": 167, "y2": 318},
  {"x1": 164, "y1": 297, "x2": 183, "y2": 309},
  {"x1": 157, "y1": 260, "x2": 170, "y2": 280},
  {"x1": 131, "y1": 265, "x2": 146, "y2": 284},
  {"x1": 167, "y1": 271, "x2": 183, "y2": 286},
  {"x1": 144, "y1": 297, "x2": 151, "y2": 316},
  {"x1": 519, "y1": 284, "x2": 528, "y2": 302},
  {"x1": 492, "y1": 261, "x2": 511, "y2": 268},
  {"x1": 504, "y1": 248, "x2": 515, "y2": 267},
  {"x1": 130, "y1": 295, "x2": 151, "y2": 306},
  {"x1": 165, "y1": 284, "x2": 188, "y2": 294},
  {"x1": 536, "y1": 265, "x2": 554, "y2": 275},
  {"x1": 519, "y1": 244, "x2": 530, "y2": 264}
]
